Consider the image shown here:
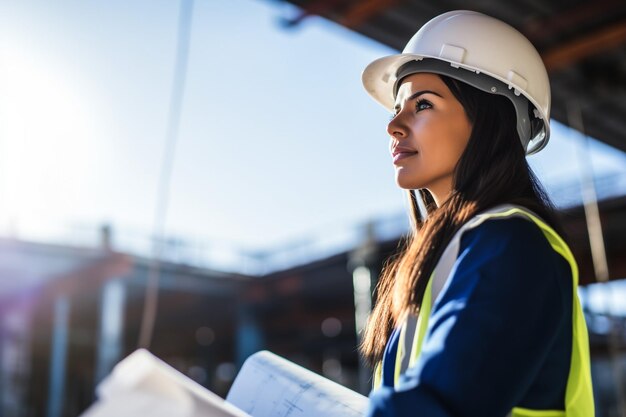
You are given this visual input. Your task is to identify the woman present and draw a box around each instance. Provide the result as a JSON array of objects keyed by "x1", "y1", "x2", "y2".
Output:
[{"x1": 359, "y1": 10, "x2": 594, "y2": 417}]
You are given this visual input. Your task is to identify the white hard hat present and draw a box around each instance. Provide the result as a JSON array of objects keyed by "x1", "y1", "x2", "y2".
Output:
[{"x1": 362, "y1": 10, "x2": 551, "y2": 155}]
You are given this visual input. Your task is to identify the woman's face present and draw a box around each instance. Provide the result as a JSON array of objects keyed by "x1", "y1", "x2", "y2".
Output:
[{"x1": 388, "y1": 73, "x2": 472, "y2": 204}]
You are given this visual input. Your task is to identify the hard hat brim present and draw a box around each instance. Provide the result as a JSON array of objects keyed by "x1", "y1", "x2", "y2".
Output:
[{"x1": 362, "y1": 53, "x2": 420, "y2": 113}]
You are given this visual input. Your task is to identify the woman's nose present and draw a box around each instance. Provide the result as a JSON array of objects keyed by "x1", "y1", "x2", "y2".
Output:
[{"x1": 387, "y1": 115, "x2": 407, "y2": 139}]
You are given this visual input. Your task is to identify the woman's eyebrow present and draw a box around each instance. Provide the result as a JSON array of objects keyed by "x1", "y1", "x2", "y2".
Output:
[
  {"x1": 394, "y1": 89, "x2": 444, "y2": 111},
  {"x1": 407, "y1": 89, "x2": 443, "y2": 101}
]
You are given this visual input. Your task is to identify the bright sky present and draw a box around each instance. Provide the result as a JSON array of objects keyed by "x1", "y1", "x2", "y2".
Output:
[{"x1": 0, "y1": 0, "x2": 624, "y2": 262}]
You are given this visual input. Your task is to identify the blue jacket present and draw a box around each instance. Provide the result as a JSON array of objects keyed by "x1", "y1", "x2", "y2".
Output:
[{"x1": 367, "y1": 217, "x2": 573, "y2": 417}]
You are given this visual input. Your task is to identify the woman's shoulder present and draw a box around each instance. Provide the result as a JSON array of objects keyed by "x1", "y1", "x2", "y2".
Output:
[
  {"x1": 441, "y1": 214, "x2": 573, "y2": 326},
  {"x1": 460, "y1": 209, "x2": 555, "y2": 253},
  {"x1": 457, "y1": 214, "x2": 572, "y2": 291}
]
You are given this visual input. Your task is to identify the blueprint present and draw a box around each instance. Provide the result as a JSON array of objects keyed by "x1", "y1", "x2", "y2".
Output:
[
  {"x1": 226, "y1": 351, "x2": 367, "y2": 417},
  {"x1": 79, "y1": 349, "x2": 367, "y2": 417}
]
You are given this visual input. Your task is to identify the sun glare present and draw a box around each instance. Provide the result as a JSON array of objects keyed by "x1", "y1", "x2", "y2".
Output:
[{"x1": 0, "y1": 45, "x2": 99, "y2": 238}]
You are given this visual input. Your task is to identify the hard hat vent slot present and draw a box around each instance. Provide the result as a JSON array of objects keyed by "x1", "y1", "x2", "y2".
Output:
[
  {"x1": 506, "y1": 70, "x2": 528, "y2": 91},
  {"x1": 439, "y1": 44, "x2": 466, "y2": 64}
]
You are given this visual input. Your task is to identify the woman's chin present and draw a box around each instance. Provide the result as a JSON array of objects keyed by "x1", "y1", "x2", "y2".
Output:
[{"x1": 395, "y1": 174, "x2": 423, "y2": 190}]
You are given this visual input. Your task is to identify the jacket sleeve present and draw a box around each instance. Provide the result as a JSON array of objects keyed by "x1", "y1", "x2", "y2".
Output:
[{"x1": 366, "y1": 217, "x2": 571, "y2": 417}]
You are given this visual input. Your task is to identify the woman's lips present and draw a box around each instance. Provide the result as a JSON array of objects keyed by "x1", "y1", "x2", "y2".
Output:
[{"x1": 393, "y1": 151, "x2": 418, "y2": 164}]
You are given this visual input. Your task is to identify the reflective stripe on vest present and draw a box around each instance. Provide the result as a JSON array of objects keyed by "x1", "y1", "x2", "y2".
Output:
[{"x1": 372, "y1": 204, "x2": 595, "y2": 417}]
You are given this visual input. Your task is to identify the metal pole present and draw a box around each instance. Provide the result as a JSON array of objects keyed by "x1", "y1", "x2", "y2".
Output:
[
  {"x1": 46, "y1": 296, "x2": 70, "y2": 417},
  {"x1": 352, "y1": 266, "x2": 372, "y2": 340},
  {"x1": 348, "y1": 221, "x2": 378, "y2": 394},
  {"x1": 235, "y1": 306, "x2": 264, "y2": 369},
  {"x1": 94, "y1": 279, "x2": 126, "y2": 387}
]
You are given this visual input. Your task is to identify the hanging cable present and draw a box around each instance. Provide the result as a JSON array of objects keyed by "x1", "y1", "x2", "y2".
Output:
[
  {"x1": 138, "y1": 0, "x2": 195, "y2": 349},
  {"x1": 568, "y1": 102, "x2": 610, "y2": 283},
  {"x1": 567, "y1": 100, "x2": 625, "y2": 417}
]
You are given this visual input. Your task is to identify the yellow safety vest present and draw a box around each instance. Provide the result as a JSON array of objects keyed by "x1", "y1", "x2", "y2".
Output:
[{"x1": 372, "y1": 204, "x2": 595, "y2": 417}]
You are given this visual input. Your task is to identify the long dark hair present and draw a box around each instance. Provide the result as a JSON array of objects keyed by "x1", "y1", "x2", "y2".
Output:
[{"x1": 359, "y1": 74, "x2": 564, "y2": 367}]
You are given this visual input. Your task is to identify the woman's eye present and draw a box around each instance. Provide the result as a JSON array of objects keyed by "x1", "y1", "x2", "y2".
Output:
[
  {"x1": 389, "y1": 100, "x2": 431, "y2": 119},
  {"x1": 415, "y1": 99, "x2": 432, "y2": 112}
]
